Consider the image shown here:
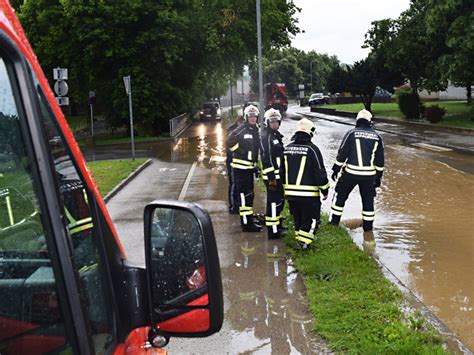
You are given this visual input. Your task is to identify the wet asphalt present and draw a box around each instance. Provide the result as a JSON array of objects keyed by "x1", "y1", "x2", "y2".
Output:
[{"x1": 95, "y1": 104, "x2": 473, "y2": 353}]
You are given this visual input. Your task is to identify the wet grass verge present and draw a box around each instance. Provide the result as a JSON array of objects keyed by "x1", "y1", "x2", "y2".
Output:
[
  {"x1": 88, "y1": 159, "x2": 146, "y2": 196},
  {"x1": 281, "y1": 209, "x2": 447, "y2": 353}
]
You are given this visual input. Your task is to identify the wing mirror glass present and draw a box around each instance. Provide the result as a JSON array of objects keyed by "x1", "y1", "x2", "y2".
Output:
[{"x1": 144, "y1": 200, "x2": 223, "y2": 337}]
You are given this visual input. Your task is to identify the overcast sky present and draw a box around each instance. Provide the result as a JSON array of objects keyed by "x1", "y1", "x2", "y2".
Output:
[{"x1": 291, "y1": 0, "x2": 411, "y2": 64}]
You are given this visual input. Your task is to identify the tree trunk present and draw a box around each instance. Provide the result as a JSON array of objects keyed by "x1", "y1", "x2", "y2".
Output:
[
  {"x1": 467, "y1": 84, "x2": 472, "y2": 104},
  {"x1": 362, "y1": 94, "x2": 373, "y2": 112}
]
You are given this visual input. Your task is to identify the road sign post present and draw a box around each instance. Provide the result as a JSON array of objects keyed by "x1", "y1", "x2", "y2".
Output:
[
  {"x1": 88, "y1": 91, "x2": 96, "y2": 140},
  {"x1": 123, "y1": 76, "x2": 135, "y2": 160},
  {"x1": 53, "y1": 68, "x2": 69, "y2": 106}
]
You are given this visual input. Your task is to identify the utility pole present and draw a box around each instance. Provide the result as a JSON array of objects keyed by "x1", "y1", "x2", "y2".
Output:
[
  {"x1": 230, "y1": 80, "x2": 234, "y2": 116},
  {"x1": 256, "y1": 0, "x2": 264, "y2": 129},
  {"x1": 310, "y1": 60, "x2": 314, "y2": 94},
  {"x1": 123, "y1": 76, "x2": 135, "y2": 161}
]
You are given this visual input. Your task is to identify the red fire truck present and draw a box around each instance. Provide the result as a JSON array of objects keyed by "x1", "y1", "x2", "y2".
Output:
[
  {"x1": 0, "y1": 1, "x2": 223, "y2": 353},
  {"x1": 264, "y1": 83, "x2": 288, "y2": 113}
]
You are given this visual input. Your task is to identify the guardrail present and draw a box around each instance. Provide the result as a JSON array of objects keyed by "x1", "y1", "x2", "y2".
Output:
[{"x1": 169, "y1": 113, "x2": 190, "y2": 137}]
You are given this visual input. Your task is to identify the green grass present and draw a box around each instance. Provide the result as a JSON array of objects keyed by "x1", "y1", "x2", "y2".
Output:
[
  {"x1": 94, "y1": 134, "x2": 170, "y2": 146},
  {"x1": 282, "y1": 209, "x2": 447, "y2": 353},
  {"x1": 66, "y1": 115, "x2": 89, "y2": 133},
  {"x1": 87, "y1": 158, "x2": 146, "y2": 196},
  {"x1": 325, "y1": 101, "x2": 473, "y2": 129}
]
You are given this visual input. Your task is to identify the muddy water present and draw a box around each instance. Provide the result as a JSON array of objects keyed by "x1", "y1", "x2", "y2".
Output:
[
  {"x1": 298, "y1": 117, "x2": 474, "y2": 350},
  {"x1": 84, "y1": 117, "x2": 474, "y2": 351}
]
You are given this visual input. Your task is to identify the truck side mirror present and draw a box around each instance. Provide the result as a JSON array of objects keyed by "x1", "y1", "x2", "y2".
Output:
[{"x1": 144, "y1": 200, "x2": 223, "y2": 339}]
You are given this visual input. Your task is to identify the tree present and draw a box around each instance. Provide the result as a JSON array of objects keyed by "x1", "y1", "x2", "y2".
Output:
[
  {"x1": 346, "y1": 55, "x2": 403, "y2": 112},
  {"x1": 326, "y1": 65, "x2": 350, "y2": 95},
  {"x1": 425, "y1": 0, "x2": 474, "y2": 103},
  {"x1": 17, "y1": 0, "x2": 300, "y2": 134}
]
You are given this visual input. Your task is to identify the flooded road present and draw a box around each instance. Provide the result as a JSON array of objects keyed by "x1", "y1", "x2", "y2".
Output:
[
  {"x1": 286, "y1": 108, "x2": 474, "y2": 351},
  {"x1": 86, "y1": 110, "x2": 474, "y2": 351}
]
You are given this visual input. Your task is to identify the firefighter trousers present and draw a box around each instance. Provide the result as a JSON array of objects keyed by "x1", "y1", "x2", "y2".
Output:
[
  {"x1": 226, "y1": 156, "x2": 238, "y2": 212},
  {"x1": 288, "y1": 199, "x2": 321, "y2": 245},
  {"x1": 264, "y1": 180, "x2": 284, "y2": 238},
  {"x1": 330, "y1": 174, "x2": 376, "y2": 231},
  {"x1": 234, "y1": 169, "x2": 255, "y2": 226}
]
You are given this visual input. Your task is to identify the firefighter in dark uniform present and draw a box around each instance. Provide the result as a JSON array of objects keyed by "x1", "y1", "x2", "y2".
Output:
[
  {"x1": 329, "y1": 109, "x2": 384, "y2": 232},
  {"x1": 283, "y1": 118, "x2": 330, "y2": 248},
  {"x1": 260, "y1": 108, "x2": 285, "y2": 239},
  {"x1": 225, "y1": 110, "x2": 244, "y2": 214},
  {"x1": 227, "y1": 105, "x2": 261, "y2": 232}
]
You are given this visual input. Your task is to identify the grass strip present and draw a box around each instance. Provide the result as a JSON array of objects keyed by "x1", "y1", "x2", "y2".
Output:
[
  {"x1": 282, "y1": 209, "x2": 446, "y2": 353},
  {"x1": 87, "y1": 158, "x2": 146, "y2": 196},
  {"x1": 324, "y1": 101, "x2": 473, "y2": 129}
]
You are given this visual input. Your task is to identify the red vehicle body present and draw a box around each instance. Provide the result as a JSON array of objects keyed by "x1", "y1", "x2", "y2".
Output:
[
  {"x1": 264, "y1": 83, "x2": 288, "y2": 113},
  {"x1": 0, "y1": 1, "x2": 223, "y2": 354}
]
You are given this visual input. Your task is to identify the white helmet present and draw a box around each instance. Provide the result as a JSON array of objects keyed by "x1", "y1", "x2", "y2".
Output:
[
  {"x1": 243, "y1": 104, "x2": 260, "y2": 121},
  {"x1": 296, "y1": 118, "x2": 316, "y2": 137},
  {"x1": 356, "y1": 109, "x2": 372, "y2": 122},
  {"x1": 263, "y1": 108, "x2": 282, "y2": 127}
]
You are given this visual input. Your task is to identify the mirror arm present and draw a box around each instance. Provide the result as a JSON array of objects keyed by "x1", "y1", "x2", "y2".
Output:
[{"x1": 148, "y1": 327, "x2": 170, "y2": 349}]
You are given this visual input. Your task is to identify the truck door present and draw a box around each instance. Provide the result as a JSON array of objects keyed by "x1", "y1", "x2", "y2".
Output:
[{"x1": 0, "y1": 39, "x2": 116, "y2": 354}]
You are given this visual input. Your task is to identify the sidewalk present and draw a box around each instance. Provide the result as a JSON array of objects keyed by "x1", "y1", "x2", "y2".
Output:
[{"x1": 297, "y1": 108, "x2": 474, "y2": 154}]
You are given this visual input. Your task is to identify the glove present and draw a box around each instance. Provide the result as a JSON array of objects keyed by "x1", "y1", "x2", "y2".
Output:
[
  {"x1": 254, "y1": 167, "x2": 261, "y2": 180},
  {"x1": 331, "y1": 165, "x2": 341, "y2": 181},
  {"x1": 268, "y1": 179, "x2": 278, "y2": 192},
  {"x1": 375, "y1": 178, "x2": 381, "y2": 188}
]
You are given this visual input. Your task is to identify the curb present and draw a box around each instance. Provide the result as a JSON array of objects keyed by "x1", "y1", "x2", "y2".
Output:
[
  {"x1": 103, "y1": 158, "x2": 153, "y2": 203},
  {"x1": 297, "y1": 111, "x2": 474, "y2": 155},
  {"x1": 308, "y1": 107, "x2": 474, "y2": 136}
]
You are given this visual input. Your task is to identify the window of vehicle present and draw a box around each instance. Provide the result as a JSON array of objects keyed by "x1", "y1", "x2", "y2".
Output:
[
  {"x1": 0, "y1": 55, "x2": 70, "y2": 353},
  {"x1": 31, "y1": 71, "x2": 116, "y2": 352}
]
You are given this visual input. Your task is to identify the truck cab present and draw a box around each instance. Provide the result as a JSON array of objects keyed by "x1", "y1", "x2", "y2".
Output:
[{"x1": 0, "y1": 1, "x2": 223, "y2": 354}]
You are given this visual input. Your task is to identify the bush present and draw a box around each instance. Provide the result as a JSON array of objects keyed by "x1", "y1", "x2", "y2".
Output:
[
  {"x1": 423, "y1": 105, "x2": 446, "y2": 123},
  {"x1": 396, "y1": 88, "x2": 421, "y2": 119}
]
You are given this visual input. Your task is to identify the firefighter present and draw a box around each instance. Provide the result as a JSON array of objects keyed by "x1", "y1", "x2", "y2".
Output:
[
  {"x1": 260, "y1": 108, "x2": 285, "y2": 239},
  {"x1": 283, "y1": 118, "x2": 330, "y2": 248},
  {"x1": 329, "y1": 109, "x2": 385, "y2": 232},
  {"x1": 227, "y1": 105, "x2": 261, "y2": 232},
  {"x1": 225, "y1": 111, "x2": 244, "y2": 214}
]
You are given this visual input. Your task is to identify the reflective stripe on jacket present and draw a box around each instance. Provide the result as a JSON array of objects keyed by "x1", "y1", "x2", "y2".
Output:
[
  {"x1": 283, "y1": 132, "x2": 329, "y2": 199},
  {"x1": 260, "y1": 127, "x2": 284, "y2": 180},
  {"x1": 227, "y1": 123, "x2": 260, "y2": 170},
  {"x1": 334, "y1": 123, "x2": 384, "y2": 177}
]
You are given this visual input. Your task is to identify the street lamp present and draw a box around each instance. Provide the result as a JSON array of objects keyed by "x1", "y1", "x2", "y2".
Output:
[{"x1": 310, "y1": 60, "x2": 316, "y2": 94}]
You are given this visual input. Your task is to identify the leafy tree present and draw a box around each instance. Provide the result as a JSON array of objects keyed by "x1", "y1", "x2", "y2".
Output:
[
  {"x1": 425, "y1": 0, "x2": 474, "y2": 102},
  {"x1": 326, "y1": 65, "x2": 350, "y2": 95},
  {"x1": 17, "y1": 0, "x2": 300, "y2": 134}
]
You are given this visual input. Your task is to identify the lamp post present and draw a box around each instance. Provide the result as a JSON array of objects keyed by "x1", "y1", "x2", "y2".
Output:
[
  {"x1": 256, "y1": 0, "x2": 264, "y2": 129},
  {"x1": 310, "y1": 60, "x2": 316, "y2": 94}
]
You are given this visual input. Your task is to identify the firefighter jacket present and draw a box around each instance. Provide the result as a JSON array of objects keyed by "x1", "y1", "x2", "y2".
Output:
[
  {"x1": 332, "y1": 120, "x2": 384, "y2": 180},
  {"x1": 227, "y1": 122, "x2": 260, "y2": 171},
  {"x1": 260, "y1": 127, "x2": 284, "y2": 181},
  {"x1": 283, "y1": 132, "x2": 330, "y2": 200}
]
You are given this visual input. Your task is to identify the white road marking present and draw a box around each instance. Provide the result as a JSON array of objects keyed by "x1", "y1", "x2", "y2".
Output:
[
  {"x1": 178, "y1": 161, "x2": 197, "y2": 200},
  {"x1": 411, "y1": 142, "x2": 452, "y2": 152}
]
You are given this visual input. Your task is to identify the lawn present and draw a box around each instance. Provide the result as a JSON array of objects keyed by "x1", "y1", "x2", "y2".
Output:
[
  {"x1": 87, "y1": 158, "x2": 146, "y2": 196},
  {"x1": 282, "y1": 210, "x2": 447, "y2": 353},
  {"x1": 66, "y1": 115, "x2": 89, "y2": 133},
  {"x1": 325, "y1": 101, "x2": 473, "y2": 129}
]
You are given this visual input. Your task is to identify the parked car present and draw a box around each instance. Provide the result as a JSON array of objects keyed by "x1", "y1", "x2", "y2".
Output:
[
  {"x1": 308, "y1": 93, "x2": 328, "y2": 105},
  {"x1": 199, "y1": 101, "x2": 221, "y2": 120}
]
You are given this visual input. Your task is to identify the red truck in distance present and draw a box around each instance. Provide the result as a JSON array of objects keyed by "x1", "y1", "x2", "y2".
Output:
[
  {"x1": 0, "y1": 1, "x2": 223, "y2": 353},
  {"x1": 264, "y1": 83, "x2": 288, "y2": 113}
]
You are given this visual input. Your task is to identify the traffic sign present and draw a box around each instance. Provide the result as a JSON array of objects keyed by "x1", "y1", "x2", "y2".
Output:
[
  {"x1": 53, "y1": 68, "x2": 68, "y2": 80},
  {"x1": 54, "y1": 80, "x2": 69, "y2": 96},
  {"x1": 123, "y1": 76, "x2": 131, "y2": 95},
  {"x1": 56, "y1": 97, "x2": 69, "y2": 106}
]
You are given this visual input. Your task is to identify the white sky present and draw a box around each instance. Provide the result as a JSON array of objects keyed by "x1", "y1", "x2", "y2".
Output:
[{"x1": 291, "y1": 0, "x2": 411, "y2": 64}]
